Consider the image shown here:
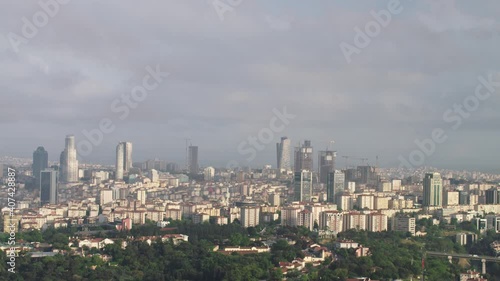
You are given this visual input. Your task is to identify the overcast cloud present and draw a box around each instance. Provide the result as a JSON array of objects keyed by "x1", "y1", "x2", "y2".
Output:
[{"x1": 1, "y1": 0, "x2": 499, "y2": 171}]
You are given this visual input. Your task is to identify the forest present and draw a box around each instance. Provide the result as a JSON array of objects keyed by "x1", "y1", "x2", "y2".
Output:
[{"x1": 0, "y1": 219, "x2": 499, "y2": 281}]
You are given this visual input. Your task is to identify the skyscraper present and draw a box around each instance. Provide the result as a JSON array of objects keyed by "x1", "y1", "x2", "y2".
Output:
[
  {"x1": 327, "y1": 170, "x2": 345, "y2": 203},
  {"x1": 294, "y1": 140, "x2": 313, "y2": 172},
  {"x1": 116, "y1": 142, "x2": 133, "y2": 180},
  {"x1": 423, "y1": 172, "x2": 443, "y2": 207},
  {"x1": 294, "y1": 170, "x2": 313, "y2": 202},
  {"x1": 32, "y1": 146, "x2": 48, "y2": 188},
  {"x1": 485, "y1": 188, "x2": 499, "y2": 204},
  {"x1": 188, "y1": 145, "x2": 199, "y2": 174},
  {"x1": 318, "y1": 150, "x2": 336, "y2": 184},
  {"x1": 59, "y1": 135, "x2": 79, "y2": 183},
  {"x1": 326, "y1": 172, "x2": 335, "y2": 203},
  {"x1": 276, "y1": 137, "x2": 291, "y2": 171},
  {"x1": 40, "y1": 169, "x2": 58, "y2": 206}
]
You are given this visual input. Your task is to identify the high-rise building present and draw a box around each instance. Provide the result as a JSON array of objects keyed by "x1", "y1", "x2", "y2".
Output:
[
  {"x1": 188, "y1": 145, "x2": 199, "y2": 174},
  {"x1": 444, "y1": 191, "x2": 459, "y2": 206},
  {"x1": 423, "y1": 172, "x2": 443, "y2": 207},
  {"x1": 32, "y1": 146, "x2": 48, "y2": 188},
  {"x1": 240, "y1": 206, "x2": 260, "y2": 228},
  {"x1": 318, "y1": 150, "x2": 336, "y2": 184},
  {"x1": 294, "y1": 140, "x2": 313, "y2": 172},
  {"x1": 281, "y1": 206, "x2": 301, "y2": 227},
  {"x1": 367, "y1": 213, "x2": 388, "y2": 232},
  {"x1": 40, "y1": 169, "x2": 58, "y2": 206},
  {"x1": 276, "y1": 137, "x2": 291, "y2": 172},
  {"x1": 149, "y1": 169, "x2": 159, "y2": 183},
  {"x1": 334, "y1": 170, "x2": 345, "y2": 194},
  {"x1": 294, "y1": 170, "x2": 313, "y2": 202},
  {"x1": 59, "y1": 135, "x2": 79, "y2": 183},
  {"x1": 485, "y1": 188, "x2": 499, "y2": 204},
  {"x1": 298, "y1": 209, "x2": 314, "y2": 230},
  {"x1": 459, "y1": 191, "x2": 470, "y2": 205},
  {"x1": 344, "y1": 212, "x2": 367, "y2": 231},
  {"x1": 204, "y1": 167, "x2": 215, "y2": 181},
  {"x1": 392, "y1": 216, "x2": 416, "y2": 236},
  {"x1": 320, "y1": 211, "x2": 343, "y2": 233},
  {"x1": 326, "y1": 172, "x2": 335, "y2": 203},
  {"x1": 99, "y1": 189, "x2": 113, "y2": 205},
  {"x1": 116, "y1": 142, "x2": 133, "y2": 180},
  {"x1": 357, "y1": 166, "x2": 377, "y2": 185},
  {"x1": 327, "y1": 170, "x2": 345, "y2": 203}
]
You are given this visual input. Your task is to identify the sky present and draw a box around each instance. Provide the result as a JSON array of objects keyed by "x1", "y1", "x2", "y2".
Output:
[{"x1": 1, "y1": 0, "x2": 500, "y2": 171}]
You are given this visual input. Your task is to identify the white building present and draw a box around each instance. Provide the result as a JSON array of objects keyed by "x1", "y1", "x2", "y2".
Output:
[
  {"x1": 240, "y1": 206, "x2": 260, "y2": 228},
  {"x1": 204, "y1": 167, "x2": 215, "y2": 181}
]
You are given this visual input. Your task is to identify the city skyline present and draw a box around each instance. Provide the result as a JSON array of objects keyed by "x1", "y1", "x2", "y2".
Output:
[
  {"x1": 2, "y1": 1, "x2": 500, "y2": 279},
  {"x1": 4, "y1": 134, "x2": 500, "y2": 174}
]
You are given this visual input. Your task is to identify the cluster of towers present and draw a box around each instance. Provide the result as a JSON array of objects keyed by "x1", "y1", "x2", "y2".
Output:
[
  {"x1": 276, "y1": 137, "x2": 339, "y2": 203},
  {"x1": 32, "y1": 135, "x2": 135, "y2": 206},
  {"x1": 32, "y1": 135, "x2": 79, "y2": 206}
]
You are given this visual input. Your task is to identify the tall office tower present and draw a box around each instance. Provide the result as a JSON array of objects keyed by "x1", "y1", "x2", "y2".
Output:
[
  {"x1": 459, "y1": 191, "x2": 470, "y2": 205},
  {"x1": 59, "y1": 135, "x2": 79, "y2": 183},
  {"x1": 318, "y1": 150, "x2": 336, "y2": 184},
  {"x1": 326, "y1": 172, "x2": 335, "y2": 203},
  {"x1": 357, "y1": 166, "x2": 375, "y2": 185},
  {"x1": 124, "y1": 142, "x2": 133, "y2": 171},
  {"x1": 423, "y1": 172, "x2": 443, "y2": 207},
  {"x1": 333, "y1": 170, "x2": 345, "y2": 194},
  {"x1": 115, "y1": 142, "x2": 133, "y2": 181},
  {"x1": 40, "y1": 169, "x2": 58, "y2": 206},
  {"x1": 330, "y1": 170, "x2": 345, "y2": 204},
  {"x1": 294, "y1": 140, "x2": 313, "y2": 172},
  {"x1": 344, "y1": 168, "x2": 359, "y2": 182},
  {"x1": 294, "y1": 170, "x2": 313, "y2": 202},
  {"x1": 485, "y1": 188, "x2": 499, "y2": 204},
  {"x1": 188, "y1": 145, "x2": 199, "y2": 174},
  {"x1": 276, "y1": 137, "x2": 291, "y2": 171},
  {"x1": 32, "y1": 146, "x2": 48, "y2": 188}
]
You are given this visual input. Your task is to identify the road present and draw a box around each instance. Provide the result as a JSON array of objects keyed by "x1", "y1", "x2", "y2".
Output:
[{"x1": 427, "y1": 251, "x2": 500, "y2": 262}]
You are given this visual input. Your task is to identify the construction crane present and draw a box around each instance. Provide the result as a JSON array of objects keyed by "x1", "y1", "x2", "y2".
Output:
[
  {"x1": 342, "y1": 156, "x2": 349, "y2": 169},
  {"x1": 318, "y1": 140, "x2": 335, "y2": 151},
  {"x1": 185, "y1": 138, "x2": 191, "y2": 171},
  {"x1": 347, "y1": 157, "x2": 369, "y2": 166},
  {"x1": 359, "y1": 158, "x2": 368, "y2": 165}
]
